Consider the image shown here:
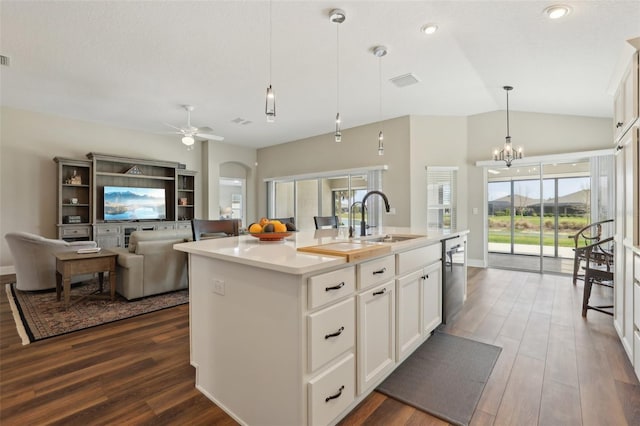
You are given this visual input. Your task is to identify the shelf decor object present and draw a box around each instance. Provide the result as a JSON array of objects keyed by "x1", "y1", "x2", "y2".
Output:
[{"x1": 492, "y1": 86, "x2": 523, "y2": 168}]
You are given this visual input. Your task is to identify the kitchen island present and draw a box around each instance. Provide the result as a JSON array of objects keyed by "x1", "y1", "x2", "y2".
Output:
[{"x1": 174, "y1": 227, "x2": 468, "y2": 426}]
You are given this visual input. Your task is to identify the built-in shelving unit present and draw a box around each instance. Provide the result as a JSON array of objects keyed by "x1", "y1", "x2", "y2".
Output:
[
  {"x1": 54, "y1": 153, "x2": 196, "y2": 247},
  {"x1": 54, "y1": 157, "x2": 93, "y2": 241}
]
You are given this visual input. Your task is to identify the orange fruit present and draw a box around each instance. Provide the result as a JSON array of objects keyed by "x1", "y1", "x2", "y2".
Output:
[
  {"x1": 259, "y1": 217, "x2": 269, "y2": 226},
  {"x1": 249, "y1": 223, "x2": 263, "y2": 233},
  {"x1": 273, "y1": 222, "x2": 287, "y2": 232}
]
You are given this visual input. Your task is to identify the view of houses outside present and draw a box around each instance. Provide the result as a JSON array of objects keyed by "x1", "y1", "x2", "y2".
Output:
[{"x1": 488, "y1": 175, "x2": 591, "y2": 258}]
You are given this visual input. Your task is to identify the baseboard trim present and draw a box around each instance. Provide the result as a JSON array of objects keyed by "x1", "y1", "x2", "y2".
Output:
[{"x1": 467, "y1": 258, "x2": 486, "y2": 268}]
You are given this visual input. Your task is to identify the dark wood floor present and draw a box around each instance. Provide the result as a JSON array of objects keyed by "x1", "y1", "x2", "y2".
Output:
[{"x1": 1, "y1": 269, "x2": 639, "y2": 425}]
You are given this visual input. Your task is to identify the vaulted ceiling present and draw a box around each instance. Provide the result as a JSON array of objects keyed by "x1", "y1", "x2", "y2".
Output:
[{"x1": 2, "y1": 1, "x2": 639, "y2": 148}]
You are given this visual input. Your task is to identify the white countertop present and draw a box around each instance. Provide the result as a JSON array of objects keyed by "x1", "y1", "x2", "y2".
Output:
[{"x1": 174, "y1": 227, "x2": 467, "y2": 275}]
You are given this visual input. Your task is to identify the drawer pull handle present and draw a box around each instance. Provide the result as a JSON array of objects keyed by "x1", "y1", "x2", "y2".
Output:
[
  {"x1": 373, "y1": 288, "x2": 387, "y2": 296},
  {"x1": 325, "y1": 326, "x2": 345, "y2": 340},
  {"x1": 325, "y1": 282, "x2": 345, "y2": 292},
  {"x1": 421, "y1": 274, "x2": 429, "y2": 280},
  {"x1": 372, "y1": 267, "x2": 387, "y2": 275},
  {"x1": 325, "y1": 385, "x2": 345, "y2": 403},
  {"x1": 616, "y1": 121, "x2": 624, "y2": 128}
]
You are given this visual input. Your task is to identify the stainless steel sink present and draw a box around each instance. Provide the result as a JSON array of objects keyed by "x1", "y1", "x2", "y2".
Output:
[{"x1": 357, "y1": 234, "x2": 424, "y2": 243}]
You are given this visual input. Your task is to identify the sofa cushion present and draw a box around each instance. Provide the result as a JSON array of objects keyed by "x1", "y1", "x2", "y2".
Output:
[{"x1": 128, "y1": 228, "x2": 191, "y2": 252}]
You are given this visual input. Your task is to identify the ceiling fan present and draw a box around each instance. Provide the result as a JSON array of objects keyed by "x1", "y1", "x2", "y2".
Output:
[{"x1": 166, "y1": 105, "x2": 224, "y2": 149}]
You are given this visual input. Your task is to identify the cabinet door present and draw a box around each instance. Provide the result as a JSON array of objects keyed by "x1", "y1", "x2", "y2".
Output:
[
  {"x1": 396, "y1": 270, "x2": 422, "y2": 361},
  {"x1": 357, "y1": 281, "x2": 395, "y2": 394},
  {"x1": 423, "y1": 261, "x2": 443, "y2": 335}
]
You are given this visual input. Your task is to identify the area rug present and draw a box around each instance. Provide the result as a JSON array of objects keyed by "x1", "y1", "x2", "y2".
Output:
[
  {"x1": 5, "y1": 281, "x2": 188, "y2": 345},
  {"x1": 377, "y1": 332, "x2": 501, "y2": 426}
]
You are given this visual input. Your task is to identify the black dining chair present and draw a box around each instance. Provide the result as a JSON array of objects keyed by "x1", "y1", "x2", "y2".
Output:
[
  {"x1": 313, "y1": 215, "x2": 339, "y2": 229},
  {"x1": 191, "y1": 219, "x2": 240, "y2": 241}
]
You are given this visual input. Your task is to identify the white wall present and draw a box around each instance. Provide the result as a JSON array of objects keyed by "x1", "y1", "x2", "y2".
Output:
[
  {"x1": 202, "y1": 141, "x2": 257, "y2": 224},
  {"x1": 409, "y1": 115, "x2": 469, "y2": 231},
  {"x1": 256, "y1": 116, "x2": 411, "y2": 226}
]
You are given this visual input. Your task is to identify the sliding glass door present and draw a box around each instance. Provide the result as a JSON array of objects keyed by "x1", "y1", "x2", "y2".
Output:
[{"x1": 487, "y1": 159, "x2": 602, "y2": 274}]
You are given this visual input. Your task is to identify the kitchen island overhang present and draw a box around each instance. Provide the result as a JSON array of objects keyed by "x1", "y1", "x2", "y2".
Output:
[{"x1": 174, "y1": 227, "x2": 468, "y2": 426}]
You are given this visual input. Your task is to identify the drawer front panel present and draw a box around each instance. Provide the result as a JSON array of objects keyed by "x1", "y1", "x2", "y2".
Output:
[
  {"x1": 96, "y1": 224, "x2": 121, "y2": 234},
  {"x1": 308, "y1": 353, "x2": 355, "y2": 426},
  {"x1": 397, "y1": 243, "x2": 441, "y2": 275},
  {"x1": 156, "y1": 223, "x2": 175, "y2": 231},
  {"x1": 358, "y1": 255, "x2": 395, "y2": 290},
  {"x1": 635, "y1": 253, "x2": 640, "y2": 281},
  {"x1": 308, "y1": 266, "x2": 355, "y2": 309},
  {"x1": 308, "y1": 298, "x2": 355, "y2": 373},
  {"x1": 61, "y1": 226, "x2": 91, "y2": 238}
]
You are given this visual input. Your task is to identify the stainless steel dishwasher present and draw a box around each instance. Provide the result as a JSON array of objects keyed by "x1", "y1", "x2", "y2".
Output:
[{"x1": 441, "y1": 234, "x2": 467, "y2": 324}]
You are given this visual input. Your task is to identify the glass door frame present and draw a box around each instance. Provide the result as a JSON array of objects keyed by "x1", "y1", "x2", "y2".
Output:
[{"x1": 476, "y1": 148, "x2": 615, "y2": 273}]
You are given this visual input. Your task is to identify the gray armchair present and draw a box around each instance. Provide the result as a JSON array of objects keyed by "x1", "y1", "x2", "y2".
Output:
[
  {"x1": 111, "y1": 229, "x2": 191, "y2": 300},
  {"x1": 4, "y1": 232, "x2": 98, "y2": 291}
]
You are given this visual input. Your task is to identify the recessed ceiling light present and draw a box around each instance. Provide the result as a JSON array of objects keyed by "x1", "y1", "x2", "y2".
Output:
[
  {"x1": 421, "y1": 24, "x2": 438, "y2": 35},
  {"x1": 544, "y1": 5, "x2": 572, "y2": 19}
]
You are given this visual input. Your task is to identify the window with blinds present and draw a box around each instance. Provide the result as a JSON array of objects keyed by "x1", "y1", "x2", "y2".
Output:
[{"x1": 426, "y1": 166, "x2": 458, "y2": 231}]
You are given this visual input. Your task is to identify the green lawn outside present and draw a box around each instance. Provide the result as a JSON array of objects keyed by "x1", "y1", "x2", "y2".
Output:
[{"x1": 488, "y1": 215, "x2": 589, "y2": 248}]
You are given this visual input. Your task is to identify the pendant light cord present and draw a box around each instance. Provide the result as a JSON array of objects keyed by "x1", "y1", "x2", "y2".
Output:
[
  {"x1": 506, "y1": 88, "x2": 510, "y2": 138},
  {"x1": 336, "y1": 24, "x2": 340, "y2": 113},
  {"x1": 269, "y1": 0, "x2": 272, "y2": 83}
]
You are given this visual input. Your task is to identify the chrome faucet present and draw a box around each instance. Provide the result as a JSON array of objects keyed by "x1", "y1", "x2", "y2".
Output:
[{"x1": 360, "y1": 190, "x2": 391, "y2": 236}]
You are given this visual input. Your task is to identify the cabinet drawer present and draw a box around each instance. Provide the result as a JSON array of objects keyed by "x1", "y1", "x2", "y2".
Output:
[
  {"x1": 634, "y1": 254, "x2": 639, "y2": 281},
  {"x1": 308, "y1": 266, "x2": 355, "y2": 309},
  {"x1": 308, "y1": 353, "x2": 355, "y2": 426},
  {"x1": 61, "y1": 226, "x2": 91, "y2": 238},
  {"x1": 96, "y1": 224, "x2": 121, "y2": 234},
  {"x1": 357, "y1": 255, "x2": 395, "y2": 290},
  {"x1": 308, "y1": 298, "x2": 355, "y2": 373},
  {"x1": 397, "y1": 243, "x2": 441, "y2": 275},
  {"x1": 176, "y1": 222, "x2": 192, "y2": 230},
  {"x1": 156, "y1": 223, "x2": 175, "y2": 231}
]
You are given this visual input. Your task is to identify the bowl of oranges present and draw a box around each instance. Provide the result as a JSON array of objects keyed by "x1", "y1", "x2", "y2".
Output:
[{"x1": 248, "y1": 218, "x2": 297, "y2": 241}]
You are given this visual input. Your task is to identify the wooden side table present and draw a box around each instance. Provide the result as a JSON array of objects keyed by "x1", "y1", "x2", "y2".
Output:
[{"x1": 55, "y1": 250, "x2": 117, "y2": 309}]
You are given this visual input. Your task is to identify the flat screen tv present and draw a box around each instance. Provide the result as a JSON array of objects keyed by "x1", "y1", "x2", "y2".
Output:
[{"x1": 104, "y1": 186, "x2": 166, "y2": 221}]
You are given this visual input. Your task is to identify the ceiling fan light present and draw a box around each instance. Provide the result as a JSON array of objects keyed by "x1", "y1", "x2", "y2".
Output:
[{"x1": 182, "y1": 135, "x2": 195, "y2": 146}]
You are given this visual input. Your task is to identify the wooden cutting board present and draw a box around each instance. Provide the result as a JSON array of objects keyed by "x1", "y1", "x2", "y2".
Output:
[{"x1": 297, "y1": 241, "x2": 391, "y2": 262}]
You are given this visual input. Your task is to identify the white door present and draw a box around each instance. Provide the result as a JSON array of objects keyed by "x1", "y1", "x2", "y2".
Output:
[
  {"x1": 357, "y1": 281, "x2": 395, "y2": 394},
  {"x1": 423, "y1": 261, "x2": 443, "y2": 335},
  {"x1": 396, "y1": 270, "x2": 422, "y2": 361}
]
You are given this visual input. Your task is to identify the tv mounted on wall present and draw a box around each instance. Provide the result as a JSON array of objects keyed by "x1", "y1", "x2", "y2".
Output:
[{"x1": 104, "y1": 186, "x2": 166, "y2": 221}]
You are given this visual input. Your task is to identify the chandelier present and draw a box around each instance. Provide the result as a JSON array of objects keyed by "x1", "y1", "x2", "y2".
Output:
[{"x1": 493, "y1": 86, "x2": 523, "y2": 167}]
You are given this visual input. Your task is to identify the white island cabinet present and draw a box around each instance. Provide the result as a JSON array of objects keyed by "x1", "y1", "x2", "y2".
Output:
[{"x1": 175, "y1": 228, "x2": 467, "y2": 426}]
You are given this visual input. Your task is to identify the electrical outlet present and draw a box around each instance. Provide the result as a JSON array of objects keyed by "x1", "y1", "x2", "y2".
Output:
[
  {"x1": 213, "y1": 279, "x2": 225, "y2": 295},
  {"x1": 472, "y1": 207, "x2": 479, "y2": 215}
]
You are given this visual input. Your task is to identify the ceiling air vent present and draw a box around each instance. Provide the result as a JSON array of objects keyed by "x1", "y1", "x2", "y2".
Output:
[
  {"x1": 0, "y1": 55, "x2": 10, "y2": 66},
  {"x1": 389, "y1": 73, "x2": 420, "y2": 88}
]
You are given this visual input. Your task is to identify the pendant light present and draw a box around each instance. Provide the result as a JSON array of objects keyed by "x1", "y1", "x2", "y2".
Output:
[
  {"x1": 492, "y1": 86, "x2": 523, "y2": 167},
  {"x1": 265, "y1": 0, "x2": 276, "y2": 122},
  {"x1": 330, "y1": 9, "x2": 346, "y2": 142},
  {"x1": 373, "y1": 46, "x2": 387, "y2": 156}
]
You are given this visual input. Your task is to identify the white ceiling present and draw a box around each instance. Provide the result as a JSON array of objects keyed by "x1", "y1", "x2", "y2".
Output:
[{"x1": 2, "y1": 1, "x2": 639, "y2": 149}]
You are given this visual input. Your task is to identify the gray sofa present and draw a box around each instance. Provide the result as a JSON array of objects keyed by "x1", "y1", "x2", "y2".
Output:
[
  {"x1": 111, "y1": 228, "x2": 191, "y2": 300},
  {"x1": 5, "y1": 232, "x2": 98, "y2": 291}
]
